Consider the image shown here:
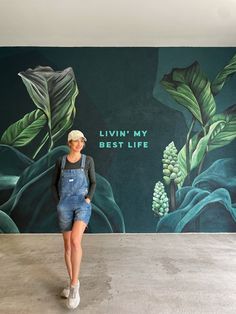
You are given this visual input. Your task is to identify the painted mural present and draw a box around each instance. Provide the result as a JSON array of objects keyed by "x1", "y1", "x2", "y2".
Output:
[{"x1": 0, "y1": 47, "x2": 235, "y2": 233}]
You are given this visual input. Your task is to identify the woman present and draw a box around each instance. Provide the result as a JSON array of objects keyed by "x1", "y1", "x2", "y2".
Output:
[{"x1": 51, "y1": 130, "x2": 96, "y2": 309}]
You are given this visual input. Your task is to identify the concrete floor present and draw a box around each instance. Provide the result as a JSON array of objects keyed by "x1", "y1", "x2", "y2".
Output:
[{"x1": 0, "y1": 233, "x2": 236, "y2": 314}]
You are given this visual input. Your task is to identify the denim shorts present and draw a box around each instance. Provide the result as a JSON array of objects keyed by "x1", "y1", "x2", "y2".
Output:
[{"x1": 56, "y1": 194, "x2": 92, "y2": 232}]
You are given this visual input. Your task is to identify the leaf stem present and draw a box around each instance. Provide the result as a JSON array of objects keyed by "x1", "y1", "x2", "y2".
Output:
[
  {"x1": 185, "y1": 117, "x2": 195, "y2": 184},
  {"x1": 197, "y1": 126, "x2": 208, "y2": 175},
  {"x1": 170, "y1": 181, "x2": 176, "y2": 211},
  {"x1": 198, "y1": 147, "x2": 208, "y2": 175},
  {"x1": 48, "y1": 120, "x2": 54, "y2": 151},
  {"x1": 32, "y1": 134, "x2": 49, "y2": 159}
]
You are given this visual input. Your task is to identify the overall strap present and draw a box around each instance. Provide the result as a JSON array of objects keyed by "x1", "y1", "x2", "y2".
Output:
[
  {"x1": 81, "y1": 154, "x2": 86, "y2": 169},
  {"x1": 61, "y1": 155, "x2": 67, "y2": 171}
]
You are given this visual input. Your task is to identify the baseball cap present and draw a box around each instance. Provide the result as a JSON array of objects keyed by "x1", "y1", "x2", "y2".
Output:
[{"x1": 68, "y1": 130, "x2": 87, "y2": 142}]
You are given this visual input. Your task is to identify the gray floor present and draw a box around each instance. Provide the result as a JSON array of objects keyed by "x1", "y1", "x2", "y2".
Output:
[{"x1": 0, "y1": 233, "x2": 236, "y2": 314}]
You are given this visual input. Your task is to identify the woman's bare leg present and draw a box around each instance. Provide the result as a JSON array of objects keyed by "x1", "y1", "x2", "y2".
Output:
[
  {"x1": 62, "y1": 230, "x2": 72, "y2": 280},
  {"x1": 70, "y1": 220, "x2": 87, "y2": 286}
]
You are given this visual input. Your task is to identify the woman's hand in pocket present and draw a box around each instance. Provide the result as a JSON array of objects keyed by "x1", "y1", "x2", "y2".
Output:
[{"x1": 85, "y1": 197, "x2": 91, "y2": 204}]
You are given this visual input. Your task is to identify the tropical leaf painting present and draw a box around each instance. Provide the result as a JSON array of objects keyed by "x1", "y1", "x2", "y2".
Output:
[
  {"x1": 0, "y1": 64, "x2": 125, "y2": 233},
  {"x1": 160, "y1": 61, "x2": 216, "y2": 126},
  {"x1": 211, "y1": 54, "x2": 236, "y2": 95},
  {"x1": 0, "y1": 145, "x2": 125, "y2": 233},
  {"x1": 177, "y1": 120, "x2": 230, "y2": 182},
  {"x1": 0, "y1": 49, "x2": 235, "y2": 234},
  {"x1": 207, "y1": 104, "x2": 236, "y2": 152},
  {"x1": 18, "y1": 66, "x2": 78, "y2": 156},
  {"x1": 154, "y1": 52, "x2": 236, "y2": 232},
  {"x1": 1, "y1": 66, "x2": 78, "y2": 159},
  {"x1": 156, "y1": 159, "x2": 236, "y2": 232},
  {"x1": 1, "y1": 109, "x2": 46, "y2": 146},
  {"x1": 160, "y1": 54, "x2": 236, "y2": 186},
  {"x1": 0, "y1": 210, "x2": 19, "y2": 233}
]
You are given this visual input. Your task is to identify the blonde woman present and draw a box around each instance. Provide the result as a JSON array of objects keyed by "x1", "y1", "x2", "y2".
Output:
[{"x1": 52, "y1": 130, "x2": 96, "y2": 309}]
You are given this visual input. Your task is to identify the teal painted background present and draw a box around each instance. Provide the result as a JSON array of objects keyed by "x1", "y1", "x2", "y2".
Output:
[{"x1": 0, "y1": 47, "x2": 235, "y2": 233}]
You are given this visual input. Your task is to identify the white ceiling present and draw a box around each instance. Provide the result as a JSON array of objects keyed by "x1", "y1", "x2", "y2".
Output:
[{"x1": 0, "y1": 0, "x2": 236, "y2": 46}]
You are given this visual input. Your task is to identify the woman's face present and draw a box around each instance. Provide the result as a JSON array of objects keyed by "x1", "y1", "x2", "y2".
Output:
[{"x1": 68, "y1": 138, "x2": 85, "y2": 153}]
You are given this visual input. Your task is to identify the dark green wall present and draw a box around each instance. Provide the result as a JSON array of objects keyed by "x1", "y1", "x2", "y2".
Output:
[{"x1": 0, "y1": 47, "x2": 235, "y2": 233}]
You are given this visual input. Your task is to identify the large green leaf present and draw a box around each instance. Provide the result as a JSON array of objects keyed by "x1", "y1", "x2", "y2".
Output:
[
  {"x1": 211, "y1": 53, "x2": 236, "y2": 95},
  {"x1": 207, "y1": 104, "x2": 236, "y2": 151},
  {"x1": 0, "y1": 210, "x2": 19, "y2": 233},
  {"x1": 0, "y1": 146, "x2": 125, "y2": 233},
  {"x1": 178, "y1": 131, "x2": 206, "y2": 184},
  {"x1": 18, "y1": 66, "x2": 78, "y2": 151},
  {"x1": 0, "y1": 109, "x2": 46, "y2": 146},
  {"x1": 161, "y1": 61, "x2": 216, "y2": 126},
  {"x1": 178, "y1": 121, "x2": 222, "y2": 184},
  {"x1": 33, "y1": 106, "x2": 76, "y2": 159}
]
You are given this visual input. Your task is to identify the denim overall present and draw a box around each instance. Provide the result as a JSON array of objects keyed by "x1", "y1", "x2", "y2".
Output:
[{"x1": 56, "y1": 154, "x2": 92, "y2": 232}]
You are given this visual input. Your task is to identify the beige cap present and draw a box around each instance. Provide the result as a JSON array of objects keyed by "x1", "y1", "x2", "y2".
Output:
[{"x1": 68, "y1": 130, "x2": 87, "y2": 142}]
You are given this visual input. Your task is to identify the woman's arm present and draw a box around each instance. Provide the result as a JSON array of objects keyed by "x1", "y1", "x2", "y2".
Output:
[
  {"x1": 51, "y1": 159, "x2": 61, "y2": 204},
  {"x1": 85, "y1": 157, "x2": 96, "y2": 201}
]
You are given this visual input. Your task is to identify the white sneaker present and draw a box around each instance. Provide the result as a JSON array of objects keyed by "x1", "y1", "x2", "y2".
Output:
[
  {"x1": 60, "y1": 285, "x2": 70, "y2": 298},
  {"x1": 66, "y1": 281, "x2": 80, "y2": 309},
  {"x1": 60, "y1": 279, "x2": 79, "y2": 298}
]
